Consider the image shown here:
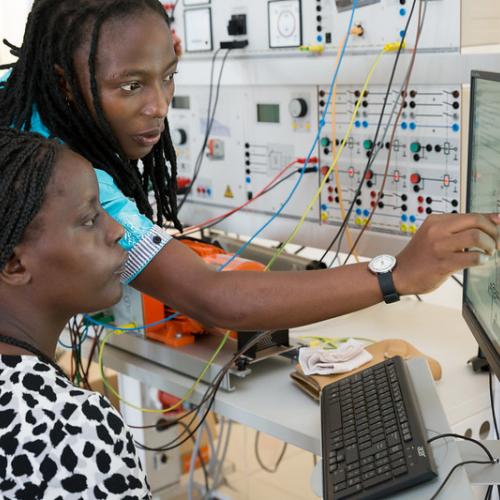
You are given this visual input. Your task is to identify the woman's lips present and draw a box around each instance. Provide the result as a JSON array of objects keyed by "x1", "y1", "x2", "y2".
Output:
[{"x1": 131, "y1": 131, "x2": 162, "y2": 147}]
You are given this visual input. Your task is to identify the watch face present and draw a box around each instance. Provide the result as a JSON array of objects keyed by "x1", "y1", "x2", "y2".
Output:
[{"x1": 369, "y1": 254, "x2": 396, "y2": 274}]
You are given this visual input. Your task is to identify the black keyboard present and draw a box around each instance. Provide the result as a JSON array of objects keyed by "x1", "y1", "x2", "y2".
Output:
[{"x1": 321, "y1": 356, "x2": 437, "y2": 499}]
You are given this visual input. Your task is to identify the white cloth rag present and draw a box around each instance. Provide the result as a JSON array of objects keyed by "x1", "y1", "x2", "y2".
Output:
[{"x1": 298, "y1": 338, "x2": 373, "y2": 376}]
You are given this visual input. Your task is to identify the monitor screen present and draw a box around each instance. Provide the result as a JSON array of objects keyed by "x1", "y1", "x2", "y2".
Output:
[{"x1": 463, "y1": 71, "x2": 500, "y2": 379}]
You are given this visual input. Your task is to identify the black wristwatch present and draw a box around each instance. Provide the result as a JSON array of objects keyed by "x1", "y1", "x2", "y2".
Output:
[{"x1": 368, "y1": 254, "x2": 400, "y2": 304}]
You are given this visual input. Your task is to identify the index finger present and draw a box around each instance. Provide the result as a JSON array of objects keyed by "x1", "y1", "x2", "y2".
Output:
[{"x1": 447, "y1": 213, "x2": 499, "y2": 245}]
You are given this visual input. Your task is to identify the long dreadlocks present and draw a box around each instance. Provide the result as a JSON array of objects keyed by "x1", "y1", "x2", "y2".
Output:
[
  {"x1": 0, "y1": 0, "x2": 182, "y2": 230},
  {"x1": 0, "y1": 127, "x2": 60, "y2": 271}
]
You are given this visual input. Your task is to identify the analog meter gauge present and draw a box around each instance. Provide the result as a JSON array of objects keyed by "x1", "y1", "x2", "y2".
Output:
[{"x1": 268, "y1": 0, "x2": 302, "y2": 48}]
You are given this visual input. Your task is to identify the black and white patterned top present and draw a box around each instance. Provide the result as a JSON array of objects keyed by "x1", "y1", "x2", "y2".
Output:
[{"x1": 0, "y1": 355, "x2": 151, "y2": 499}]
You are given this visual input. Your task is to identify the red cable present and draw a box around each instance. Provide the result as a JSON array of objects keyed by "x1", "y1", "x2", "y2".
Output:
[{"x1": 176, "y1": 157, "x2": 317, "y2": 236}]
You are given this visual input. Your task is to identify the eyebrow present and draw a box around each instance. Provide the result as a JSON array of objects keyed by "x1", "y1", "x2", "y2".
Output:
[
  {"x1": 77, "y1": 195, "x2": 99, "y2": 211},
  {"x1": 113, "y1": 58, "x2": 179, "y2": 79}
]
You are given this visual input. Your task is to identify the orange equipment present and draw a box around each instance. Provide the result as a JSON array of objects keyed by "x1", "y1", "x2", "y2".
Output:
[{"x1": 144, "y1": 238, "x2": 265, "y2": 348}]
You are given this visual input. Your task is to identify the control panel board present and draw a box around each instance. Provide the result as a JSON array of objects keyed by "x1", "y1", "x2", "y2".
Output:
[{"x1": 167, "y1": 0, "x2": 500, "y2": 255}]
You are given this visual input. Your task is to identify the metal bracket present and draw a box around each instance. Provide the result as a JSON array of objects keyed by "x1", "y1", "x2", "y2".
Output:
[{"x1": 458, "y1": 440, "x2": 500, "y2": 486}]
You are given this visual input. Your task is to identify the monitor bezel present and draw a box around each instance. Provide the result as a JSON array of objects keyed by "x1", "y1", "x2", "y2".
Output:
[{"x1": 463, "y1": 70, "x2": 500, "y2": 380}]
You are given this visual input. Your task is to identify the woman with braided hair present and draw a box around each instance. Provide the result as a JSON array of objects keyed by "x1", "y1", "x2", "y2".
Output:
[
  {"x1": 0, "y1": 127, "x2": 152, "y2": 498},
  {"x1": 1, "y1": 1, "x2": 499, "y2": 335}
]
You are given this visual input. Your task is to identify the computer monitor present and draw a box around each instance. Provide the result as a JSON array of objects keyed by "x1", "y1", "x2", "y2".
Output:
[{"x1": 463, "y1": 70, "x2": 500, "y2": 380}]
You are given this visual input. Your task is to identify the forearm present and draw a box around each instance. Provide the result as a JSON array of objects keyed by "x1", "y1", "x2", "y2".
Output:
[
  {"x1": 201, "y1": 263, "x2": 384, "y2": 330},
  {"x1": 132, "y1": 239, "x2": 384, "y2": 330}
]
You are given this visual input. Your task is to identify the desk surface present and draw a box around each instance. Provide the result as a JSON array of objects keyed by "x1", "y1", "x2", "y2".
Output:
[
  {"x1": 101, "y1": 299, "x2": 486, "y2": 498},
  {"x1": 101, "y1": 299, "x2": 488, "y2": 453}
]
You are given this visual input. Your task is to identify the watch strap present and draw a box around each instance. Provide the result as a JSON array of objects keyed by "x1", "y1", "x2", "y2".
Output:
[{"x1": 377, "y1": 272, "x2": 400, "y2": 304}]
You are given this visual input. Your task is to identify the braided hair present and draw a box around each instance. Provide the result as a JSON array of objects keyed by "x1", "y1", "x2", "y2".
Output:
[
  {"x1": 0, "y1": 0, "x2": 182, "y2": 230},
  {"x1": 0, "y1": 127, "x2": 60, "y2": 271}
]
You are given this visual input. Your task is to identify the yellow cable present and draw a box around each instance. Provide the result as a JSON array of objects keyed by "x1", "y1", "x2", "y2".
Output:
[
  {"x1": 330, "y1": 36, "x2": 360, "y2": 263},
  {"x1": 266, "y1": 43, "x2": 401, "y2": 270},
  {"x1": 98, "y1": 328, "x2": 231, "y2": 413}
]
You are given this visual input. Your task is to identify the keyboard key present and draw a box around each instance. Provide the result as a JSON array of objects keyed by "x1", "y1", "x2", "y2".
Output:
[
  {"x1": 375, "y1": 450, "x2": 388, "y2": 460},
  {"x1": 392, "y1": 457, "x2": 406, "y2": 469},
  {"x1": 329, "y1": 402, "x2": 342, "y2": 430},
  {"x1": 347, "y1": 476, "x2": 361, "y2": 487},
  {"x1": 376, "y1": 464, "x2": 392, "y2": 475},
  {"x1": 362, "y1": 470, "x2": 376, "y2": 481},
  {"x1": 344, "y1": 437, "x2": 357, "y2": 447},
  {"x1": 375, "y1": 457, "x2": 389, "y2": 467},
  {"x1": 345, "y1": 445, "x2": 359, "y2": 464},
  {"x1": 361, "y1": 462, "x2": 375, "y2": 474},
  {"x1": 333, "y1": 469, "x2": 346, "y2": 484},
  {"x1": 346, "y1": 462, "x2": 360, "y2": 473},
  {"x1": 337, "y1": 483, "x2": 362, "y2": 499},
  {"x1": 393, "y1": 465, "x2": 408, "y2": 477},
  {"x1": 359, "y1": 441, "x2": 372, "y2": 451},
  {"x1": 346, "y1": 469, "x2": 360, "y2": 480},
  {"x1": 363, "y1": 471, "x2": 392, "y2": 489},
  {"x1": 390, "y1": 451, "x2": 404, "y2": 461},
  {"x1": 389, "y1": 444, "x2": 402, "y2": 454},
  {"x1": 360, "y1": 441, "x2": 386, "y2": 459},
  {"x1": 360, "y1": 456, "x2": 374, "y2": 466},
  {"x1": 387, "y1": 431, "x2": 400, "y2": 446},
  {"x1": 333, "y1": 481, "x2": 346, "y2": 493}
]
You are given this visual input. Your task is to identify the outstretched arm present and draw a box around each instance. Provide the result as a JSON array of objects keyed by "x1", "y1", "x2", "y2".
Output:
[{"x1": 131, "y1": 213, "x2": 500, "y2": 331}]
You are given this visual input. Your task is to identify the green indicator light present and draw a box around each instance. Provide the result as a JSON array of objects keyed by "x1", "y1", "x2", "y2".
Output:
[
  {"x1": 320, "y1": 137, "x2": 331, "y2": 147},
  {"x1": 363, "y1": 139, "x2": 373, "y2": 150},
  {"x1": 410, "y1": 142, "x2": 421, "y2": 153}
]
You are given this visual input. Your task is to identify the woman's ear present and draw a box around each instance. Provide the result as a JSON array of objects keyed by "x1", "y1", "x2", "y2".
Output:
[
  {"x1": 54, "y1": 64, "x2": 74, "y2": 103},
  {"x1": 0, "y1": 252, "x2": 31, "y2": 287}
]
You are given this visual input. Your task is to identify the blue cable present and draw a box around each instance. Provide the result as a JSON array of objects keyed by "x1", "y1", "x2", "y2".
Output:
[
  {"x1": 58, "y1": 324, "x2": 89, "y2": 348},
  {"x1": 83, "y1": 0, "x2": 358, "y2": 334}
]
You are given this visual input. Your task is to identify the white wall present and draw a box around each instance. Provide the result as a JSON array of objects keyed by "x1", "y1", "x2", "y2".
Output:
[{"x1": 0, "y1": 0, "x2": 33, "y2": 66}]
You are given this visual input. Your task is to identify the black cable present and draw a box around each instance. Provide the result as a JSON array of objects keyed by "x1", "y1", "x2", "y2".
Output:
[
  {"x1": 429, "y1": 460, "x2": 495, "y2": 500},
  {"x1": 451, "y1": 275, "x2": 464, "y2": 288},
  {"x1": 490, "y1": 372, "x2": 500, "y2": 500},
  {"x1": 177, "y1": 48, "x2": 221, "y2": 211},
  {"x1": 181, "y1": 167, "x2": 316, "y2": 236},
  {"x1": 484, "y1": 485, "x2": 493, "y2": 500},
  {"x1": 254, "y1": 431, "x2": 288, "y2": 473},
  {"x1": 427, "y1": 433, "x2": 495, "y2": 462},
  {"x1": 178, "y1": 49, "x2": 232, "y2": 212},
  {"x1": 318, "y1": 0, "x2": 419, "y2": 266},
  {"x1": 342, "y1": 0, "x2": 428, "y2": 264},
  {"x1": 427, "y1": 432, "x2": 498, "y2": 500},
  {"x1": 129, "y1": 330, "x2": 276, "y2": 452},
  {"x1": 490, "y1": 371, "x2": 499, "y2": 440}
]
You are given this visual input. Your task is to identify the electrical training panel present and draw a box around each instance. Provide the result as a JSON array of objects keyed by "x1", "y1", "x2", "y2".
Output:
[{"x1": 169, "y1": 0, "x2": 500, "y2": 255}]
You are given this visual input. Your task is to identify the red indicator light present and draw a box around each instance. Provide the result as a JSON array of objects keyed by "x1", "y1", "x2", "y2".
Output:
[{"x1": 410, "y1": 173, "x2": 421, "y2": 185}]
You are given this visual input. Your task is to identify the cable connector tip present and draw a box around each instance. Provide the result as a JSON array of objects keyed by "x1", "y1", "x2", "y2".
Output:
[{"x1": 384, "y1": 40, "x2": 406, "y2": 52}]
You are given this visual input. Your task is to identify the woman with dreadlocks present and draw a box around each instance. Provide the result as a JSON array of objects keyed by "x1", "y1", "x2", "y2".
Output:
[
  {"x1": 0, "y1": 0, "x2": 498, "y2": 332},
  {"x1": 0, "y1": 127, "x2": 151, "y2": 498}
]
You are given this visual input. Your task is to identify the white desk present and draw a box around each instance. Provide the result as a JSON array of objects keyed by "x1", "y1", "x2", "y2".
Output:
[{"x1": 99, "y1": 299, "x2": 498, "y2": 498}]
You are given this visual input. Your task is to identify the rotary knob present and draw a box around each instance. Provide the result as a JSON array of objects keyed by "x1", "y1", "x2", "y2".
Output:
[
  {"x1": 289, "y1": 98, "x2": 308, "y2": 118},
  {"x1": 172, "y1": 128, "x2": 187, "y2": 146}
]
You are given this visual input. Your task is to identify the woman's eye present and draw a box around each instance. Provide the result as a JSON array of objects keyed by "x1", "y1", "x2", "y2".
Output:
[
  {"x1": 121, "y1": 82, "x2": 141, "y2": 92},
  {"x1": 165, "y1": 72, "x2": 178, "y2": 83},
  {"x1": 83, "y1": 213, "x2": 99, "y2": 227}
]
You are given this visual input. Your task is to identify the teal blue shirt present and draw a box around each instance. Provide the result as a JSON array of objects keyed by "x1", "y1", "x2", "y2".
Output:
[{"x1": 1, "y1": 71, "x2": 171, "y2": 283}]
